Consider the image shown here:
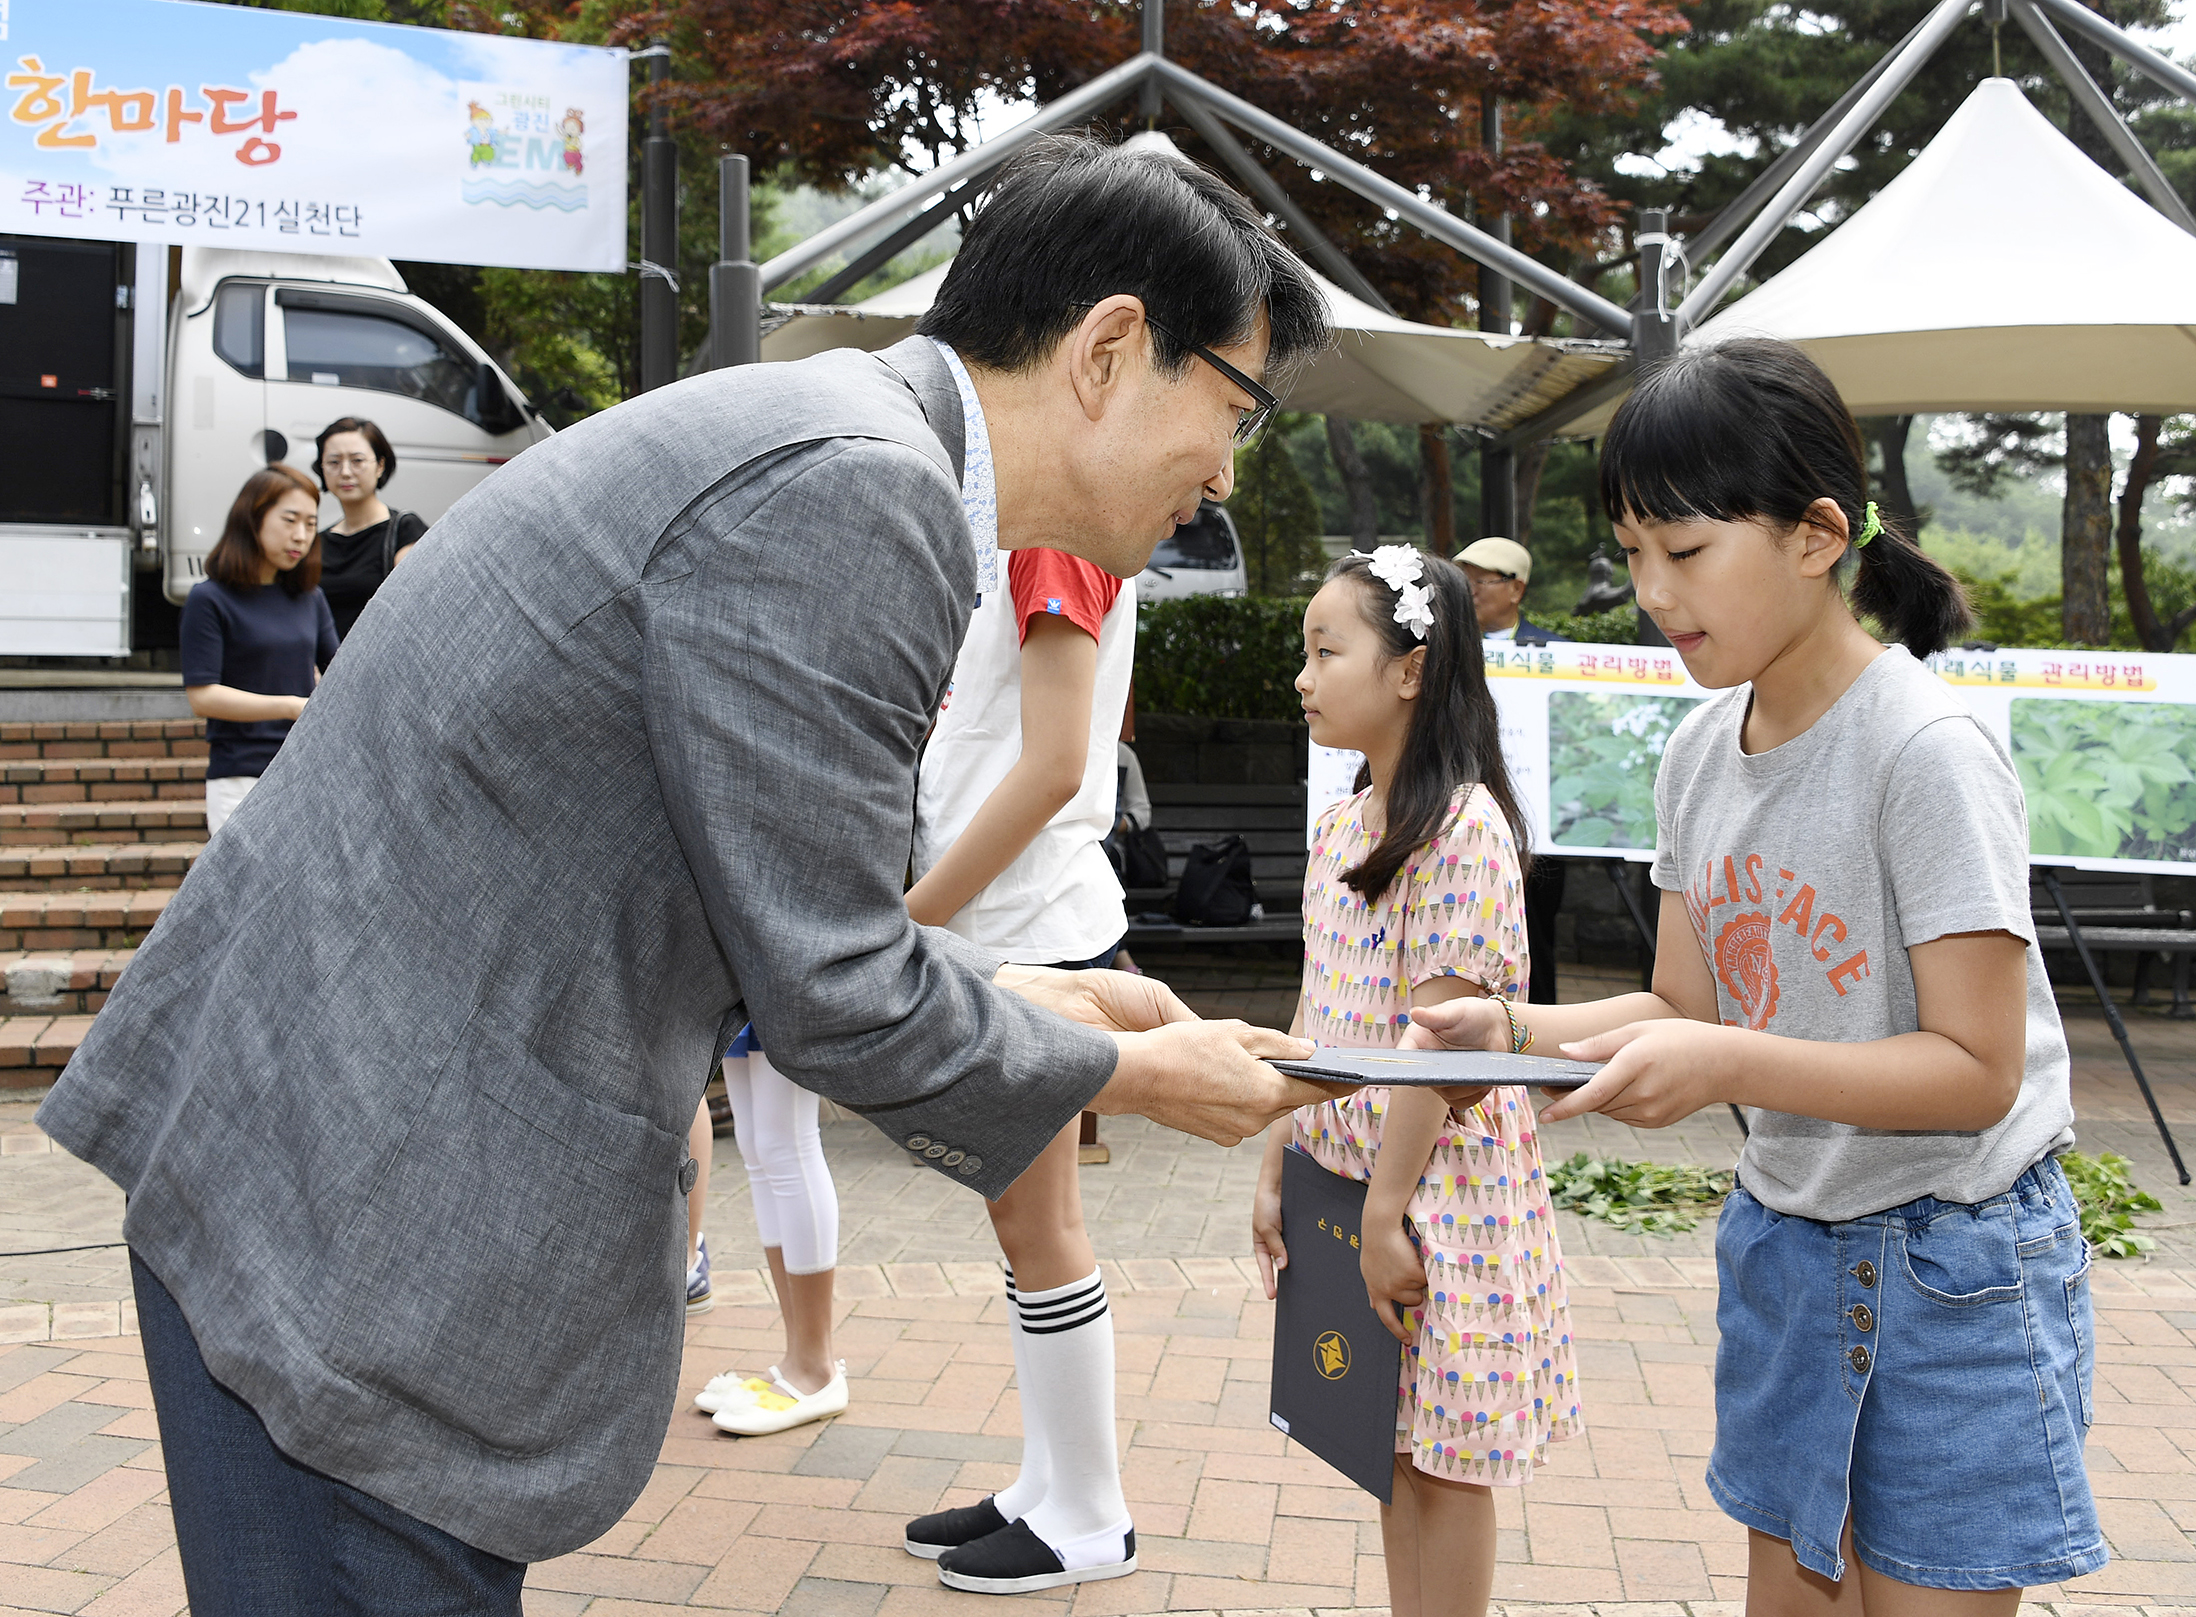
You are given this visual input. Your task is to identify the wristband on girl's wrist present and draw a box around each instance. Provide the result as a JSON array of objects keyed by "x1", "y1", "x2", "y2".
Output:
[{"x1": 1499, "y1": 998, "x2": 1533, "y2": 1055}]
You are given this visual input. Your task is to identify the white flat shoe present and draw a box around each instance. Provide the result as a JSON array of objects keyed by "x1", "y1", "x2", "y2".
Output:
[
  {"x1": 711, "y1": 1362, "x2": 848, "y2": 1436},
  {"x1": 694, "y1": 1365, "x2": 781, "y2": 1415}
]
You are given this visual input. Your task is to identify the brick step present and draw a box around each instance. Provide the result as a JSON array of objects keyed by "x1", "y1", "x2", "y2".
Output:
[
  {"x1": 0, "y1": 888, "x2": 172, "y2": 950},
  {"x1": 0, "y1": 889, "x2": 171, "y2": 950},
  {"x1": 0, "y1": 1011, "x2": 93, "y2": 1087},
  {"x1": 0, "y1": 799, "x2": 208, "y2": 847},
  {"x1": 0, "y1": 841, "x2": 202, "y2": 892},
  {"x1": 2, "y1": 948, "x2": 133, "y2": 1014},
  {"x1": 1, "y1": 754, "x2": 207, "y2": 805},
  {"x1": 0, "y1": 718, "x2": 207, "y2": 761}
]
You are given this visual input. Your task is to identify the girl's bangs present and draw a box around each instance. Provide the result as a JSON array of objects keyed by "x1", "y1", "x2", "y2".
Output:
[{"x1": 1597, "y1": 359, "x2": 1770, "y2": 529}]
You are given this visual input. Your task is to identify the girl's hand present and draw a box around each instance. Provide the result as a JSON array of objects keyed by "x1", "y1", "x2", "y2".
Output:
[
  {"x1": 1541, "y1": 1020, "x2": 1744, "y2": 1127},
  {"x1": 1399, "y1": 998, "x2": 1508, "y2": 1109},
  {"x1": 1360, "y1": 1214, "x2": 1425, "y2": 1345},
  {"x1": 1251, "y1": 1173, "x2": 1288, "y2": 1300}
]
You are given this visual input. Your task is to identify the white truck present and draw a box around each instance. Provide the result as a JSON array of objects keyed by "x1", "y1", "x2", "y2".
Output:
[{"x1": 2, "y1": 234, "x2": 551, "y2": 658}]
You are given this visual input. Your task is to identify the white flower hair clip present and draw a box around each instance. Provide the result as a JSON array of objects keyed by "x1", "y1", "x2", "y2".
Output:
[
  {"x1": 1393, "y1": 580, "x2": 1435, "y2": 640},
  {"x1": 1355, "y1": 544, "x2": 1434, "y2": 640}
]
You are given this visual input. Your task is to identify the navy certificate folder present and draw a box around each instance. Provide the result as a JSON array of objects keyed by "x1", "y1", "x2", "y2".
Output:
[
  {"x1": 1269, "y1": 1146, "x2": 1405, "y2": 1502},
  {"x1": 1270, "y1": 1048, "x2": 1601, "y2": 1089}
]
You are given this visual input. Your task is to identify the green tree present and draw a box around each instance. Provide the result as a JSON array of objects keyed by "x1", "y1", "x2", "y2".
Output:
[{"x1": 1230, "y1": 420, "x2": 1326, "y2": 596}]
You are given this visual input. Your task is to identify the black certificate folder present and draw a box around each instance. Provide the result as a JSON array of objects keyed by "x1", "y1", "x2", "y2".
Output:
[{"x1": 1269, "y1": 1147, "x2": 1405, "y2": 1502}]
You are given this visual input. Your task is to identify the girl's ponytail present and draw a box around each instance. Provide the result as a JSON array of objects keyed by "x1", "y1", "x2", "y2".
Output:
[
  {"x1": 1599, "y1": 338, "x2": 1971, "y2": 657},
  {"x1": 1849, "y1": 508, "x2": 1971, "y2": 659}
]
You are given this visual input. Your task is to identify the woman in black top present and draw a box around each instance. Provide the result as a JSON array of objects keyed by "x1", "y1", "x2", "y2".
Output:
[
  {"x1": 314, "y1": 416, "x2": 428, "y2": 641},
  {"x1": 179, "y1": 463, "x2": 339, "y2": 836}
]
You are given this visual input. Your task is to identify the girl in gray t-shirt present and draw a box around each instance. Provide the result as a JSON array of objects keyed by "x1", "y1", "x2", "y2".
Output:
[{"x1": 1407, "y1": 338, "x2": 2103, "y2": 1609}]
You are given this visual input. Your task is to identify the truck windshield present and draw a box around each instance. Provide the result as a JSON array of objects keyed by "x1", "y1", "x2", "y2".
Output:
[
  {"x1": 1147, "y1": 508, "x2": 1237, "y2": 571},
  {"x1": 284, "y1": 306, "x2": 476, "y2": 419}
]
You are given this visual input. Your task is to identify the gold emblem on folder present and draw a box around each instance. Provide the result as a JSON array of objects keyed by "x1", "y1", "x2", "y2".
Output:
[{"x1": 1314, "y1": 1330, "x2": 1351, "y2": 1380}]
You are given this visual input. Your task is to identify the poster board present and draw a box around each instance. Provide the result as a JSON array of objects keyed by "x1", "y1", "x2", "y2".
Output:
[
  {"x1": 1, "y1": 0, "x2": 626, "y2": 271},
  {"x1": 1309, "y1": 642, "x2": 2196, "y2": 878}
]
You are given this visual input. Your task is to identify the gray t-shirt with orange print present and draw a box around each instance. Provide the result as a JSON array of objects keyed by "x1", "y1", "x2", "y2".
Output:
[{"x1": 1651, "y1": 645, "x2": 2075, "y2": 1222}]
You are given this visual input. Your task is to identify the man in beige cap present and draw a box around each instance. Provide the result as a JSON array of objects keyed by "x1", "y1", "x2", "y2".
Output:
[
  {"x1": 1453, "y1": 535, "x2": 1566, "y2": 1001},
  {"x1": 1454, "y1": 536, "x2": 1555, "y2": 645}
]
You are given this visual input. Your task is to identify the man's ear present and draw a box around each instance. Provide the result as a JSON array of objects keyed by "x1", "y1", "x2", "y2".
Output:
[
  {"x1": 1066, "y1": 295, "x2": 1151, "y2": 425},
  {"x1": 1796, "y1": 496, "x2": 1852, "y2": 578}
]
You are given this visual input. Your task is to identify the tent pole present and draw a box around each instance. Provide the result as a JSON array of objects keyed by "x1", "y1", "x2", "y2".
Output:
[
  {"x1": 1678, "y1": 0, "x2": 1969, "y2": 324},
  {"x1": 799, "y1": 183, "x2": 974, "y2": 306},
  {"x1": 1141, "y1": 0, "x2": 1164, "y2": 126},
  {"x1": 1169, "y1": 91, "x2": 1395, "y2": 312},
  {"x1": 1152, "y1": 59, "x2": 1633, "y2": 336},
  {"x1": 1635, "y1": 207, "x2": 1680, "y2": 362},
  {"x1": 707, "y1": 155, "x2": 761, "y2": 370},
  {"x1": 1686, "y1": 14, "x2": 1931, "y2": 265},
  {"x1": 2031, "y1": 0, "x2": 2196, "y2": 105},
  {"x1": 1485, "y1": 362, "x2": 1636, "y2": 452},
  {"x1": 758, "y1": 54, "x2": 1160, "y2": 292},
  {"x1": 2010, "y1": 0, "x2": 2196, "y2": 232}
]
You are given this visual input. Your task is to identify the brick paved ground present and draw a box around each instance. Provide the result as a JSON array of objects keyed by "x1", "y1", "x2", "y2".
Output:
[{"x1": 6, "y1": 954, "x2": 2196, "y2": 1612}]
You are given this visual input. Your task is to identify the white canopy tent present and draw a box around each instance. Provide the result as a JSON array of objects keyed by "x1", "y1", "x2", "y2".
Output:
[
  {"x1": 762, "y1": 262, "x2": 1622, "y2": 432},
  {"x1": 1563, "y1": 77, "x2": 2196, "y2": 436},
  {"x1": 760, "y1": 132, "x2": 1623, "y2": 435}
]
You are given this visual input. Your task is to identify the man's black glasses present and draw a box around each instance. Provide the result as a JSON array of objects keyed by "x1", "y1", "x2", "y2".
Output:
[{"x1": 1145, "y1": 316, "x2": 1278, "y2": 446}]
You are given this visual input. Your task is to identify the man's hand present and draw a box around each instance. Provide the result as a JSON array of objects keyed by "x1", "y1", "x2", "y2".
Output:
[
  {"x1": 994, "y1": 964, "x2": 1198, "y2": 1034},
  {"x1": 1399, "y1": 997, "x2": 1507, "y2": 1111},
  {"x1": 1095, "y1": 1020, "x2": 1337, "y2": 1147},
  {"x1": 1539, "y1": 1020, "x2": 1739, "y2": 1127},
  {"x1": 1360, "y1": 1214, "x2": 1425, "y2": 1345}
]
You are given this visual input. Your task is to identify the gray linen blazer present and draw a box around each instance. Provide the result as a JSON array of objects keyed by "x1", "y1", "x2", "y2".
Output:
[{"x1": 36, "y1": 337, "x2": 1117, "y2": 1563}]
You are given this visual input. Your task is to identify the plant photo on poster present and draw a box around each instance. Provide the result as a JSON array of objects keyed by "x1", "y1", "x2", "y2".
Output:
[
  {"x1": 1548, "y1": 692, "x2": 1703, "y2": 851},
  {"x1": 2010, "y1": 699, "x2": 2196, "y2": 865}
]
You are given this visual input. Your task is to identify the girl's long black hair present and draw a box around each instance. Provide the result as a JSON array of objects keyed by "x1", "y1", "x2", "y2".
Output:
[
  {"x1": 1329, "y1": 550, "x2": 1532, "y2": 901},
  {"x1": 1597, "y1": 337, "x2": 1969, "y2": 657}
]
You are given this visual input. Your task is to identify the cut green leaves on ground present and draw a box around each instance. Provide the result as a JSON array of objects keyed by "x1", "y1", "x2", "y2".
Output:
[
  {"x1": 2059, "y1": 1150, "x2": 2164, "y2": 1258},
  {"x1": 1546, "y1": 1153, "x2": 1735, "y2": 1236}
]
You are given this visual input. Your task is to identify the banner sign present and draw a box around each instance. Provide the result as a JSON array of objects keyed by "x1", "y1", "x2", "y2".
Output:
[
  {"x1": 1311, "y1": 643, "x2": 2196, "y2": 878},
  {"x1": 0, "y1": 0, "x2": 626, "y2": 271}
]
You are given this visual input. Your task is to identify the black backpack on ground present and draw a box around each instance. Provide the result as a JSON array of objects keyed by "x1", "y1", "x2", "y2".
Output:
[{"x1": 1174, "y1": 835, "x2": 1257, "y2": 927}]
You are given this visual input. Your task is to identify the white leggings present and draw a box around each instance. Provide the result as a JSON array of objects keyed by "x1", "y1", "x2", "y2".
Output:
[{"x1": 720, "y1": 1051, "x2": 840, "y2": 1276}]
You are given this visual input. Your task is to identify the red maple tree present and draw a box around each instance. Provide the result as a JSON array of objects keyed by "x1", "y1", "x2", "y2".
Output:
[{"x1": 615, "y1": 0, "x2": 1689, "y2": 324}]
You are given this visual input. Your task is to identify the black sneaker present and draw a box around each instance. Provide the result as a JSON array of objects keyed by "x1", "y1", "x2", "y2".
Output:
[
  {"x1": 937, "y1": 1521, "x2": 1138, "y2": 1594},
  {"x1": 903, "y1": 1496, "x2": 1008, "y2": 1560}
]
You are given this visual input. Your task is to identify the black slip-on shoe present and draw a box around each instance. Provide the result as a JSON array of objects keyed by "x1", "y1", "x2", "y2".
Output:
[
  {"x1": 936, "y1": 1522, "x2": 1139, "y2": 1594},
  {"x1": 904, "y1": 1496, "x2": 1009, "y2": 1559}
]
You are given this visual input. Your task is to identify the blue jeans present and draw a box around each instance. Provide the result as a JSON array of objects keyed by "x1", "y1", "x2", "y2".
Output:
[
  {"x1": 1706, "y1": 1159, "x2": 2105, "y2": 1590},
  {"x1": 133, "y1": 1252, "x2": 526, "y2": 1614}
]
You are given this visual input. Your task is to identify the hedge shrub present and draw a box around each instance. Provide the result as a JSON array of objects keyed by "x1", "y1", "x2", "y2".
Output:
[{"x1": 1134, "y1": 597, "x2": 1654, "y2": 723}]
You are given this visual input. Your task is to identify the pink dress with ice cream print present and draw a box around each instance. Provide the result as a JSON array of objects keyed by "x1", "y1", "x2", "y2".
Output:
[{"x1": 1290, "y1": 783, "x2": 1583, "y2": 1484}]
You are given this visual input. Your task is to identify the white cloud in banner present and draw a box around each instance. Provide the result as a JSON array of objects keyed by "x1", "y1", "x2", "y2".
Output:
[{"x1": 245, "y1": 38, "x2": 464, "y2": 217}]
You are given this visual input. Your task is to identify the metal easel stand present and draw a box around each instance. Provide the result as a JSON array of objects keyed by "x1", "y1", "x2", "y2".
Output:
[
  {"x1": 2042, "y1": 869, "x2": 2191, "y2": 1184},
  {"x1": 1600, "y1": 858, "x2": 1751, "y2": 1139}
]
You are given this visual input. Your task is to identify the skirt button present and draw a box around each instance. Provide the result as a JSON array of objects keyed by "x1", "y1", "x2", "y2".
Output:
[
  {"x1": 1852, "y1": 1260, "x2": 1878, "y2": 1288},
  {"x1": 1849, "y1": 1345, "x2": 1871, "y2": 1374},
  {"x1": 1851, "y1": 1302, "x2": 1874, "y2": 1333}
]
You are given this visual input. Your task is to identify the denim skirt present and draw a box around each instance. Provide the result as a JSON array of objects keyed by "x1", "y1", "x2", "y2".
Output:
[{"x1": 1707, "y1": 1156, "x2": 2107, "y2": 1590}]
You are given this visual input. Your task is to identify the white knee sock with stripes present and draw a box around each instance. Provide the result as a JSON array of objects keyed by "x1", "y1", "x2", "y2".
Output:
[
  {"x1": 1010, "y1": 1268, "x2": 1132, "y2": 1568},
  {"x1": 991, "y1": 1267, "x2": 1050, "y2": 1521}
]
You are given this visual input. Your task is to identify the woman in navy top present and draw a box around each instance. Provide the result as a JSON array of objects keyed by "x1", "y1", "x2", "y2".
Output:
[{"x1": 179, "y1": 463, "x2": 338, "y2": 835}]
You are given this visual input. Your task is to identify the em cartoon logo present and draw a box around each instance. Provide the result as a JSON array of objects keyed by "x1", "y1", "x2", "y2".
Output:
[{"x1": 460, "y1": 87, "x2": 587, "y2": 213}]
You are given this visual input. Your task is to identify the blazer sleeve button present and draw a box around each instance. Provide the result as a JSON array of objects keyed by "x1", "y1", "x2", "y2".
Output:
[
  {"x1": 924, "y1": 1143, "x2": 949, "y2": 1159},
  {"x1": 959, "y1": 1156, "x2": 982, "y2": 1176},
  {"x1": 906, "y1": 1135, "x2": 931, "y2": 1152}
]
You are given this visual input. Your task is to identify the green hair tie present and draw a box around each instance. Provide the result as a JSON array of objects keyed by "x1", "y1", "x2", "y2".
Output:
[{"x1": 1854, "y1": 501, "x2": 1882, "y2": 548}]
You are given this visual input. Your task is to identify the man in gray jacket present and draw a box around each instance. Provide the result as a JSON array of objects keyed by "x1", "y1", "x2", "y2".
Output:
[{"x1": 37, "y1": 135, "x2": 1334, "y2": 1609}]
